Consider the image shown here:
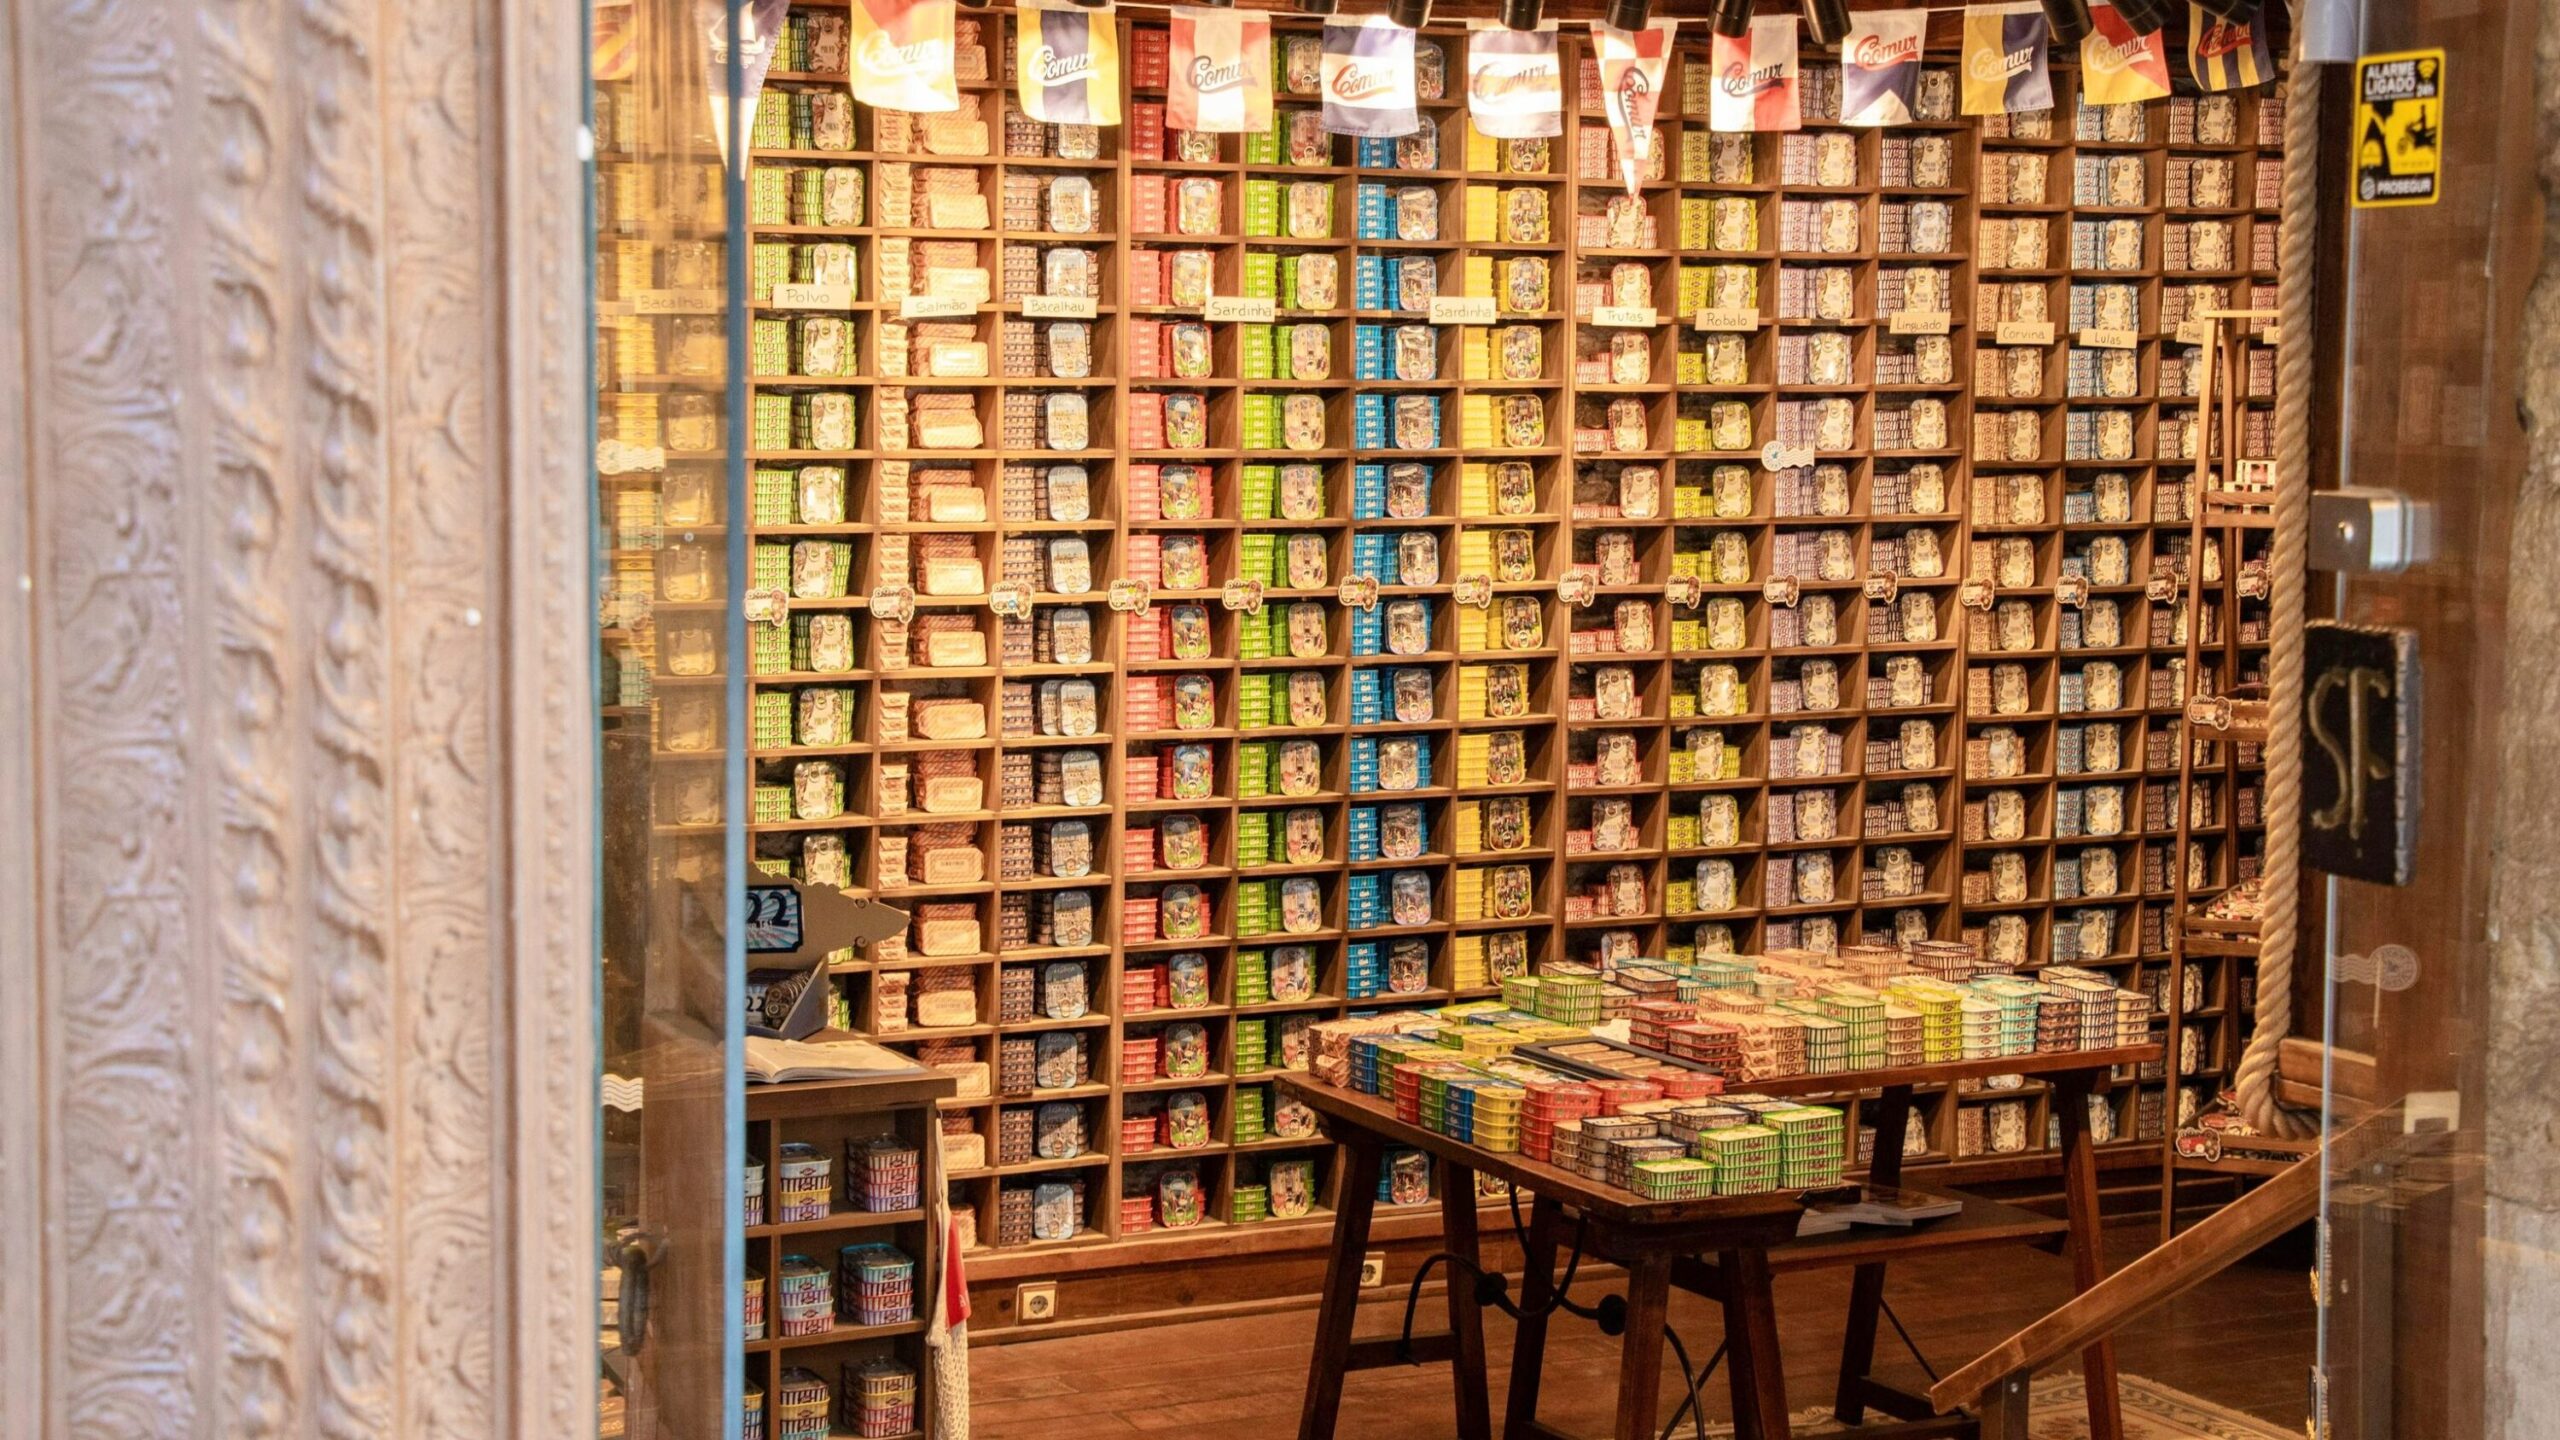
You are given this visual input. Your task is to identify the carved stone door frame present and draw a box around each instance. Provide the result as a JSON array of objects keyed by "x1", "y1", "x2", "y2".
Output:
[{"x1": 0, "y1": 0, "x2": 601, "y2": 1432}]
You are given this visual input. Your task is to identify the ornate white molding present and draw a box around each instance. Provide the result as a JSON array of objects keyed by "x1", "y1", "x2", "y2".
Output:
[{"x1": 0, "y1": 0, "x2": 598, "y2": 1432}]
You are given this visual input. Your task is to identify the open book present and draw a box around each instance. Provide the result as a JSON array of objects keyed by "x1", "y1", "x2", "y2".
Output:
[{"x1": 744, "y1": 1035, "x2": 926, "y2": 1085}]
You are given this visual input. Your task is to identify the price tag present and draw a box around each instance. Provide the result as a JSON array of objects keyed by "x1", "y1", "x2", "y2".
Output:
[
  {"x1": 1021, "y1": 294, "x2": 1099, "y2": 320},
  {"x1": 2079, "y1": 327, "x2": 2140, "y2": 351},
  {"x1": 771, "y1": 283, "x2": 854, "y2": 309},
  {"x1": 595, "y1": 439, "x2": 667, "y2": 475},
  {"x1": 1693, "y1": 307, "x2": 1762, "y2": 333},
  {"x1": 1762, "y1": 577, "x2": 1801, "y2": 608},
  {"x1": 1994, "y1": 320, "x2": 2057, "y2": 346},
  {"x1": 631, "y1": 288, "x2": 721, "y2": 315},
  {"x1": 1664, "y1": 574, "x2": 1703, "y2": 610},
  {"x1": 743, "y1": 586, "x2": 789, "y2": 625},
  {"x1": 899, "y1": 294, "x2": 977, "y2": 320},
  {"x1": 1889, "y1": 311, "x2": 1952, "y2": 336},
  {"x1": 1206, "y1": 294, "x2": 1277, "y2": 323},
  {"x1": 2056, "y1": 574, "x2": 2090, "y2": 610},
  {"x1": 1220, "y1": 578, "x2": 1266, "y2": 614},
  {"x1": 1593, "y1": 305, "x2": 1658, "y2": 329},
  {"x1": 1556, "y1": 571, "x2": 1597, "y2": 608},
  {"x1": 1108, "y1": 579, "x2": 1153, "y2": 615},
  {"x1": 1453, "y1": 573, "x2": 1494, "y2": 609},
  {"x1": 2175, "y1": 318, "x2": 2215, "y2": 346},
  {"x1": 2147, "y1": 575, "x2": 2180, "y2": 603},
  {"x1": 988, "y1": 582, "x2": 1034, "y2": 620},
  {"x1": 1863, "y1": 573, "x2": 1899, "y2": 603},
  {"x1": 1958, "y1": 578, "x2": 1997, "y2": 611},
  {"x1": 1336, "y1": 574, "x2": 1381, "y2": 612},
  {"x1": 1429, "y1": 295, "x2": 1499, "y2": 326},
  {"x1": 1761, "y1": 441, "x2": 1817, "y2": 471}
]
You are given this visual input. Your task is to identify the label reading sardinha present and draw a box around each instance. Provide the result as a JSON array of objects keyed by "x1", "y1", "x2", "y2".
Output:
[{"x1": 1430, "y1": 295, "x2": 1499, "y2": 326}]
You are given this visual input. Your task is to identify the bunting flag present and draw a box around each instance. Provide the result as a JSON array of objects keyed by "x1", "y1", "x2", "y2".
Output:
[
  {"x1": 2188, "y1": 5, "x2": 2274, "y2": 92},
  {"x1": 1169, "y1": 7, "x2": 1273, "y2": 133},
  {"x1": 1705, "y1": 14, "x2": 1798, "y2": 135},
  {"x1": 1840, "y1": 8, "x2": 1926, "y2": 127},
  {"x1": 1320, "y1": 15, "x2": 1419, "y2": 137},
  {"x1": 1016, "y1": 0, "x2": 1122, "y2": 125},
  {"x1": 1961, "y1": 2, "x2": 2054, "y2": 116},
  {"x1": 849, "y1": 0, "x2": 958, "y2": 112},
  {"x1": 1596, "y1": 17, "x2": 1679, "y2": 193},
  {"x1": 706, "y1": 0, "x2": 792, "y2": 163},
  {"x1": 2079, "y1": 4, "x2": 2172, "y2": 104},
  {"x1": 593, "y1": 0, "x2": 638, "y2": 83},
  {"x1": 1464, "y1": 25, "x2": 1564, "y2": 140}
]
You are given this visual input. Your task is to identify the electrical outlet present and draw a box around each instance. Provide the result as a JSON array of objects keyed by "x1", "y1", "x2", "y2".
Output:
[
  {"x1": 1360, "y1": 1252, "x2": 1386, "y2": 1288},
  {"x1": 1017, "y1": 1282, "x2": 1058, "y2": 1323}
]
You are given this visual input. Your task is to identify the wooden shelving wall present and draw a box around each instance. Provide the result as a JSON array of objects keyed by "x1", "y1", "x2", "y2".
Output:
[{"x1": 594, "y1": 8, "x2": 2290, "y2": 1275}]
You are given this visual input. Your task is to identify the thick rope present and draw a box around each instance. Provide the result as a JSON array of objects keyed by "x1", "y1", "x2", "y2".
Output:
[{"x1": 2236, "y1": 37, "x2": 2322, "y2": 1141}]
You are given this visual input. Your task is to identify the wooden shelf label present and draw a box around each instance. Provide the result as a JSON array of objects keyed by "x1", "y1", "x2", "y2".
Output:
[
  {"x1": 743, "y1": 587, "x2": 789, "y2": 625},
  {"x1": 1022, "y1": 294, "x2": 1099, "y2": 319},
  {"x1": 1994, "y1": 320, "x2": 2057, "y2": 346},
  {"x1": 868, "y1": 584, "x2": 917, "y2": 624},
  {"x1": 1889, "y1": 310, "x2": 1952, "y2": 336},
  {"x1": 2175, "y1": 318, "x2": 2215, "y2": 346},
  {"x1": 988, "y1": 582, "x2": 1034, "y2": 620},
  {"x1": 899, "y1": 294, "x2": 978, "y2": 320},
  {"x1": 1592, "y1": 305, "x2": 1658, "y2": 329},
  {"x1": 1205, "y1": 294, "x2": 1276, "y2": 323},
  {"x1": 1692, "y1": 306, "x2": 1761, "y2": 333},
  {"x1": 1220, "y1": 578, "x2": 1265, "y2": 614},
  {"x1": 2079, "y1": 327, "x2": 2139, "y2": 351},
  {"x1": 772, "y1": 282, "x2": 855, "y2": 309},
  {"x1": 1429, "y1": 295, "x2": 1499, "y2": 326},
  {"x1": 631, "y1": 288, "x2": 722, "y2": 315},
  {"x1": 595, "y1": 438, "x2": 666, "y2": 475},
  {"x1": 1761, "y1": 441, "x2": 1816, "y2": 471},
  {"x1": 1107, "y1": 579, "x2": 1153, "y2": 615}
]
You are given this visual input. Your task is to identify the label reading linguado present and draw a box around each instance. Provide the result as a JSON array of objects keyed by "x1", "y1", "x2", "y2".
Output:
[{"x1": 1889, "y1": 311, "x2": 1952, "y2": 336}]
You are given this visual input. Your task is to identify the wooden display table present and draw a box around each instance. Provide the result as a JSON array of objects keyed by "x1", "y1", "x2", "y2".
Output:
[{"x1": 1280, "y1": 1043, "x2": 2156, "y2": 1440}]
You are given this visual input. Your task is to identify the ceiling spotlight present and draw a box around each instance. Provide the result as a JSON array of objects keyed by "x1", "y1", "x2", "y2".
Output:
[
  {"x1": 1386, "y1": 0, "x2": 1429, "y2": 27},
  {"x1": 1500, "y1": 0, "x2": 1541, "y2": 31},
  {"x1": 2041, "y1": 0, "x2": 2092, "y2": 43},
  {"x1": 2115, "y1": 0, "x2": 2174, "y2": 30},
  {"x1": 1298, "y1": 0, "x2": 1338, "y2": 13},
  {"x1": 1605, "y1": 0, "x2": 1648, "y2": 34},
  {"x1": 1705, "y1": 0, "x2": 1753, "y2": 40},
  {"x1": 1801, "y1": 0, "x2": 1849, "y2": 47},
  {"x1": 2192, "y1": 0, "x2": 2259, "y2": 18}
]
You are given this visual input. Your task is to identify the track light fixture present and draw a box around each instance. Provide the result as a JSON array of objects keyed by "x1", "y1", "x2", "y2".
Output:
[
  {"x1": 1705, "y1": 0, "x2": 1753, "y2": 40},
  {"x1": 1297, "y1": 0, "x2": 1337, "y2": 13},
  {"x1": 1386, "y1": 0, "x2": 1429, "y2": 27},
  {"x1": 1499, "y1": 0, "x2": 1542, "y2": 31},
  {"x1": 2114, "y1": 0, "x2": 2174, "y2": 31},
  {"x1": 1605, "y1": 0, "x2": 1648, "y2": 34},
  {"x1": 2041, "y1": 0, "x2": 2092, "y2": 43},
  {"x1": 1801, "y1": 0, "x2": 1849, "y2": 47},
  {"x1": 2193, "y1": 0, "x2": 2259, "y2": 18}
]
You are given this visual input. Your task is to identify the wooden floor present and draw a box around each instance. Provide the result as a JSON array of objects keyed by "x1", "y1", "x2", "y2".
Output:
[{"x1": 968, "y1": 1222, "x2": 2316, "y2": 1438}]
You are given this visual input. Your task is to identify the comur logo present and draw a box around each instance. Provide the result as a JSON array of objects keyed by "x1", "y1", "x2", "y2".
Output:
[
  {"x1": 1967, "y1": 44, "x2": 2033, "y2": 85},
  {"x1": 1033, "y1": 44, "x2": 1094, "y2": 87},
  {"x1": 2194, "y1": 21, "x2": 2251, "y2": 59},
  {"x1": 2082, "y1": 34, "x2": 2142, "y2": 75},
  {"x1": 858, "y1": 29, "x2": 943, "y2": 75},
  {"x1": 1190, "y1": 53, "x2": 1248, "y2": 94},
  {"x1": 1719, "y1": 60, "x2": 1784, "y2": 98},
  {"x1": 1331, "y1": 63, "x2": 1396, "y2": 101},
  {"x1": 1470, "y1": 59, "x2": 1557, "y2": 101},
  {"x1": 1850, "y1": 33, "x2": 1920, "y2": 69}
]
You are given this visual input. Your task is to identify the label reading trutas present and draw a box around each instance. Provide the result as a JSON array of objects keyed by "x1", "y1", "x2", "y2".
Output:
[{"x1": 1592, "y1": 305, "x2": 1658, "y2": 329}]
